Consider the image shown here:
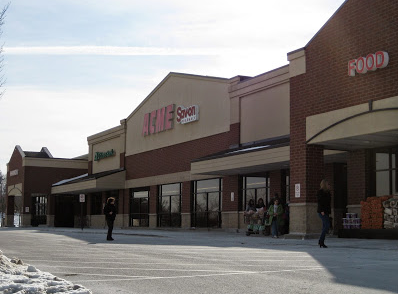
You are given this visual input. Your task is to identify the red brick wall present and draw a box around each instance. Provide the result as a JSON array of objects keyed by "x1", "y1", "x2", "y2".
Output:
[
  {"x1": 23, "y1": 166, "x2": 88, "y2": 214},
  {"x1": 290, "y1": 0, "x2": 398, "y2": 204},
  {"x1": 222, "y1": 175, "x2": 239, "y2": 211},
  {"x1": 270, "y1": 170, "x2": 282, "y2": 199},
  {"x1": 126, "y1": 123, "x2": 240, "y2": 180},
  {"x1": 7, "y1": 148, "x2": 24, "y2": 187},
  {"x1": 24, "y1": 166, "x2": 87, "y2": 196},
  {"x1": 347, "y1": 150, "x2": 371, "y2": 205},
  {"x1": 149, "y1": 185, "x2": 158, "y2": 214}
]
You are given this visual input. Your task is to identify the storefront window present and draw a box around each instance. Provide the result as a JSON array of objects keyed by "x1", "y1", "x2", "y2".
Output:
[
  {"x1": 158, "y1": 183, "x2": 181, "y2": 227},
  {"x1": 90, "y1": 193, "x2": 103, "y2": 215},
  {"x1": 31, "y1": 194, "x2": 47, "y2": 225},
  {"x1": 192, "y1": 178, "x2": 222, "y2": 228},
  {"x1": 242, "y1": 176, "x2": 269, "y2": 210},
  {"x1": 374, "y1": 147, "x2": 398, "y2": 196},
  {"x1": 130, "y1": 189, "x2": 149, "y2": 227}
]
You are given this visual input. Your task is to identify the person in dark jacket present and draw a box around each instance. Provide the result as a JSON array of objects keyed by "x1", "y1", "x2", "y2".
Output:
[
  {"x1": 104, "y1": 197, "x2": 117, "y2": 241},
  {"x1": 317, "y1": 180, "x2": 331, "y2": 248}
]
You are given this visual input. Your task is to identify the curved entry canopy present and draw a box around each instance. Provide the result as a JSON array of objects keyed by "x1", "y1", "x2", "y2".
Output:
[{"x1": 306, "y1": 96, "x2": 398, "y2": 151}]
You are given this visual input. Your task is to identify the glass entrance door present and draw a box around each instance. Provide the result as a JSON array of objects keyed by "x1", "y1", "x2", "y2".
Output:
[
  {"x1": 130, "y1": 189, "x2": 149, "y2": 227},
  {"x1": 193, "y1": 179, "x2": 222, "y2": 228}
]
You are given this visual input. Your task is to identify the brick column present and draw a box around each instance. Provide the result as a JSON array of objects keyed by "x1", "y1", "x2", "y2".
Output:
[
  {"x1": 181, "y1": 181, "x2": 191, "y2": 228},
  {"x1": 222, "y1": 176, "x2": 239, "y2": 212},
  {"x1": 222, "y1": 175, "x2": 240, "y2": 230},
  {"x1": 149, "y1": 185, "x2": 158, "y2": 228},
  {"x1": 289, "y1": 144, "x2": 324, "y2": 236},
  {"x1": 270, "y1": 170, "x2": 282, "y2": 200}
]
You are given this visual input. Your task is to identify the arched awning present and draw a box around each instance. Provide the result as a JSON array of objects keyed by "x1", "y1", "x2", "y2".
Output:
[{"x1": 306, "y1": 96, "x2": 398, "y2": 150}]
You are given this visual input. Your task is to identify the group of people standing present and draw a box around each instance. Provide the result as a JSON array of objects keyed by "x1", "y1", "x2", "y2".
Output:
[
  {"x1": 105, "y1": 179, "x2": 331, "y2": 245},
  {"x1": 244, "y1": 179, "x2": 332, "y2": 247},
  {"x1": 245, "y1": 195, "x2": 287, "y2": 238}
]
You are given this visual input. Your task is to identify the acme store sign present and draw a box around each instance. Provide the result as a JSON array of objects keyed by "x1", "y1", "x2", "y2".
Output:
[
  {"x1": 142, "y1": 104, "x2": 200, "y2": 136},
  {"x1": 94, "y1": 149, "x2": 116, "y2": 161}
]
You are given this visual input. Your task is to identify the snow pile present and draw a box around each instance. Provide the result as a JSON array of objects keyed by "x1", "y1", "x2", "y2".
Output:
[{"x1": 0, "y1": 250, "x2": 92, "y2": 294}]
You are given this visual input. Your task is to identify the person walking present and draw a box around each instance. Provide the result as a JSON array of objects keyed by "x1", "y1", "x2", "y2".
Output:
[
  {"x1": 317, "y1": 179, "x2": 331, "y2": 248},
  {"x1": 268, "y1": 197, "x2": 283, "y2": 238},
  {"x1": 103, "y1": 197, "x2": 117, "y2": 241}
]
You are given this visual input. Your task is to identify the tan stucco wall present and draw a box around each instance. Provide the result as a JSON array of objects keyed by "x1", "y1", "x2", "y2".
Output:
[
  {"x1": 149, "y1": 214, "x2": 157, "y2": 228},
  {"x1": 126, "y1": 74, "x2": 231, "y2": 156},
  {"x1": 181, "y1": 213, "x2": 191, "y2": 229},
  {"x1": 90, "y1": 215, "x2": 107, "y2": 228},
  {"x1": 8, "y1": 183, "x2": 23, "y2": 196},
  {"x1": 47, "y1": 215, "x2": 55, "y2": 227},
  {"x1": 20, "y1": 213, "x2": 31, "y2": 227},
  {"x1": 91, "y1": 136, "x2": 121, "y2": 173},
  {"x1": 221, "y1": 211, "x2": 239, "y2": 230},
  {"x1": 288, "y1": 49, "x2": 306, "y2": 78},
  {"x1": 88, "y1": 124, "x2": 126, "y2": 174},
  {"x1": 240, "y1": 82, "x2": 290, "y2": 143},
  {"x1": 288, "y1": 203, "x2": 320, "y2": 236},
  {"x1": 22, "y1": 158, "x2": 87, "y2": 169},
  {"x1": 307, "y1": 95, "x2": 398, "y2": 143}
]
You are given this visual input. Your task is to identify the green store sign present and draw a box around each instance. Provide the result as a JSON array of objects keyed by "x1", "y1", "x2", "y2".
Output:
[{"x1": 94, "y1": 149, "x2": 116, "y2": 161}]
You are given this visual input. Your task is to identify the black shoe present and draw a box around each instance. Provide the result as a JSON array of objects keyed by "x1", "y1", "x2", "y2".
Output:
[
  {"x1": 319, "y1": 242, "x2": 327, "y2": 248},
  {"x1": 107, "y1": 238, "x2": 114, "y2": 241}
]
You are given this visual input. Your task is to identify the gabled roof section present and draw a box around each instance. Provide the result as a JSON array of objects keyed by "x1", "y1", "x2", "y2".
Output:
[
  {"x1": 126, "y1": 72, "x2": 230, "y2": 121},
  {"x1": 19, "y1": 146, "x2": 53, "y2": 159}
]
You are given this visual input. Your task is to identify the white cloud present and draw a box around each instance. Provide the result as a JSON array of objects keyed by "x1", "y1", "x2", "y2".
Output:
[{"x1": 4, "y1": 46, "x2": 222, "y2": 56}]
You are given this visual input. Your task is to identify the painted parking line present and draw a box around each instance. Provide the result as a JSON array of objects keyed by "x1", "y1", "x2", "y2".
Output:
[
  {"x1": 72, "y1": 266, "x2": 327, "y2": 283},
  {"x1": 41, "y1": 265, "x2": 257, "y2": 273}
]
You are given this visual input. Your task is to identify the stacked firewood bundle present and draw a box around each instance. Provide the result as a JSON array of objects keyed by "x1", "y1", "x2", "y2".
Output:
[
  {"x1": 383, "y1": 197, "x2": 398, "y2": 229},
  {"x1": 361, "y1": 196, "x2": 391, "y2": 229}
]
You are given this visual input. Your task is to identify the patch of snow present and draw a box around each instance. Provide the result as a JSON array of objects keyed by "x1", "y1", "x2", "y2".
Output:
[{"x1": 0, "y1": 250, "x2": 92, "y2": 294}]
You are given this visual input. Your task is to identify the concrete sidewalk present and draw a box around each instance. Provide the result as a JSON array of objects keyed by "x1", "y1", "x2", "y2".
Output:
[{"x1": 4, "y1": 226, "x2": 398, "y2": 251}]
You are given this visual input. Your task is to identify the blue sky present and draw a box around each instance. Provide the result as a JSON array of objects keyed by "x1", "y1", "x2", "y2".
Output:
[{"x1": 0, "y1": 0, "x2": 345, "y2": 174}]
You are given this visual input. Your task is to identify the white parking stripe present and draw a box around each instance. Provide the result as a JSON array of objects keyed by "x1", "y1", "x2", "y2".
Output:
[{"x1": 73, "y1": 267, "x2": 327, "y2": 283}]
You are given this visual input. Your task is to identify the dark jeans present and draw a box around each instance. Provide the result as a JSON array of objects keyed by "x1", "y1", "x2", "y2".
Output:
[
  {"x1": 318, "y1": 213, "x2": 330, "y2": 243},
  {"x1": 106, "y1": 218, "x2": 114, "y2": 239}
]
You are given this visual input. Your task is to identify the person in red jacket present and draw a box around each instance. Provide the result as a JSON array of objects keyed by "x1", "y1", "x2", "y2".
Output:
[{"x1": 103, "y1": 197, "x2": 117, "y2": 241}]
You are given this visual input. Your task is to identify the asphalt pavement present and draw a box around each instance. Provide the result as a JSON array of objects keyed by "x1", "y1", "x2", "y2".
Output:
[{"x1": 1, "y1": 227, "x2": 397, "y2": 294}]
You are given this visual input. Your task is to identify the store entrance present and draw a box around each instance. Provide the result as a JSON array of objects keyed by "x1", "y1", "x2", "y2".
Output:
[
  {"x1": 333, "y1": 163, "x2": 347, "y2": 234},
  {"x1": 54, "y1": 195, "x2": 75, "y2": 227}
]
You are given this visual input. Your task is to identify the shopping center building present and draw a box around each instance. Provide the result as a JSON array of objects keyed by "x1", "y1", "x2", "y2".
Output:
[{"x1": 6, "y1": 0, "x2": 398, "y2": 237}]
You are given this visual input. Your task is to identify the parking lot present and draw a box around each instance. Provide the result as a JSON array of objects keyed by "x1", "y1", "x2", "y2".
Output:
[{"x1": 1, "y1": 227, "x2": 398, "y2": 294}]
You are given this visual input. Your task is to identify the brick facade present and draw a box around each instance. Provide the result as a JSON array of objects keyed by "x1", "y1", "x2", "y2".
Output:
[
  {"x1": 126, "y1": 123, "x2": 240, "y2": 180},
  {"x1": 290, "y1": 0, "x2": 398, "y2": 206}
]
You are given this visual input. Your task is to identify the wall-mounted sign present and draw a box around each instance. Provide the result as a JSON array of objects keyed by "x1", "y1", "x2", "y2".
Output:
[
  {"x1": 10, "y1": 169, "x2": 19, "y2": 177},
  {"x1": 79, "y1": 194, "x2": 85, "y2": 203},
  {"x1": 94, "y1": 149, "x2": 116, "y2": 161},
  {"x1": 348, "y1": 51, "x2": 389, "y2": 76},
  {"x1": 142, "y1": 104, "x2": 175, "y2": 136},
  {"x1": 176, "y1": 105, "x2": 199, "y2": 124},
  {"x1": 295, "y1": 183, "x2": 300, "y2": 198}
]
